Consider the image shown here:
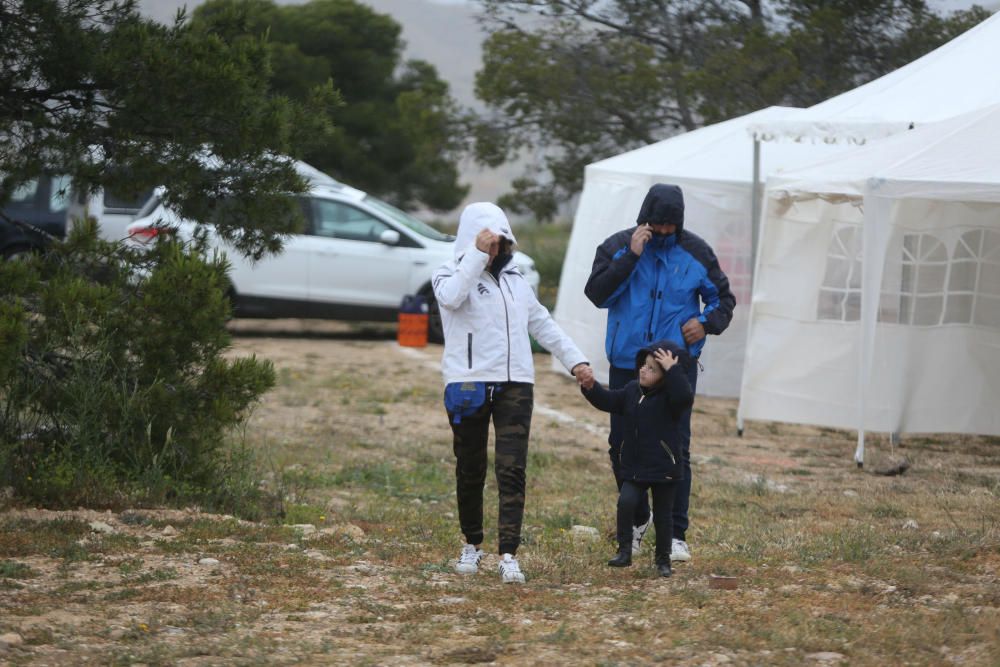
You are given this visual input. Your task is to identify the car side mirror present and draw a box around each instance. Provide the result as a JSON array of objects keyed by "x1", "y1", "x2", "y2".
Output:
[{"x1": 379, "y1": 229, "x2": 400, "y2": 246}]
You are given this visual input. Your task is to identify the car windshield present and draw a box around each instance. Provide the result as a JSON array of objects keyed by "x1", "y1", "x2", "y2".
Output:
[
  {"x1": 363, "y1": 195, "x2": 453, "y2": 242},
  {"x1": 135, "y1": 195, "x2": 162, "y2": 219}
]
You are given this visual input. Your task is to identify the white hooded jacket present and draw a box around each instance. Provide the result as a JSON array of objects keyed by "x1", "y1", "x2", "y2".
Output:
[{"x1": 432, "y1": 202, "x2": 587, "y2": 385}]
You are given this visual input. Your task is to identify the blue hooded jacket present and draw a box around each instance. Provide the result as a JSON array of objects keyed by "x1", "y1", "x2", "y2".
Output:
[{"x1": 584, "y1": 184, "x2": 736, "y2": 370}]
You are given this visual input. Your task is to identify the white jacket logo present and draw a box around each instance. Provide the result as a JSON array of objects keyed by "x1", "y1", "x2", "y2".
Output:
[{"x1": 477, "y1": 283, "x2": 490, "y2": 295}]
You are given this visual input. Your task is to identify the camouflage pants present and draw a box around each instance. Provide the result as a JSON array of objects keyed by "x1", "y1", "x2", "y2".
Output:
[{"x1": 447, "y1": 382, "x2": 533, "y2": 556}]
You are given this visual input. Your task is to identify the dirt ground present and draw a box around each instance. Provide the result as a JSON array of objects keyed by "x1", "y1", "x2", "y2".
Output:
[{"x1": 1, "y1": 320, "x2": 998, "y2": 666}]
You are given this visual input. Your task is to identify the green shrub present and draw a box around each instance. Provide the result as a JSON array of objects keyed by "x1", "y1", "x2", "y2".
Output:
[{"x1": 0, "y1": 220, "x2": 275, "y2": 513}]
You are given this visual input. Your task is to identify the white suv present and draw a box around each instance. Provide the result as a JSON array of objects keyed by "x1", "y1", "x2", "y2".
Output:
[{"x1": 125, "y1": 163, "x2": 540, "y2": 341}]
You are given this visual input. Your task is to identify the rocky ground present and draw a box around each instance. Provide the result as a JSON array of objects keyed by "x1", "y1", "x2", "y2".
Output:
[{"x1": 1, "y1": 320, "x2": 998, "y2": 665}]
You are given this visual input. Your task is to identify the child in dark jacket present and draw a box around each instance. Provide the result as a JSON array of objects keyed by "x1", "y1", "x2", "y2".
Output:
[{"x1": 579, "y1": 339, "x2": 694, "y2": 577}]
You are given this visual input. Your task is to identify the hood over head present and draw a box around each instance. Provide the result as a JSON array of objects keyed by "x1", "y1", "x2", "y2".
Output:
[
  {"x1": 453, "y1": 202, "x2": 517, "y2": 260},
  {"x1": 636, "y1": 184, "x2": 684, "y2": 233}
]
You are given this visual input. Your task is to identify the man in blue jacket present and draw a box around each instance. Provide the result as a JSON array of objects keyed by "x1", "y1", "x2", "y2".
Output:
[{"x1": 584, "y1": 183, "x2": 735, "y2": 563}]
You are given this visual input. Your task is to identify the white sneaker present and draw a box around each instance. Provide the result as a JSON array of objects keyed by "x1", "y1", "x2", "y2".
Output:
[
  {"x1": 498, "y1": 553, "x2": 525, "y2": 584},
  {"x1": 671, "y1": 538, "x2": 691, "y2": 562},
  {"x1": 455, "y1": 543, "x2": 483, "y2": 574},
  {"x1": 632, "y1": 514, "x2": 653, "y2": 554}
]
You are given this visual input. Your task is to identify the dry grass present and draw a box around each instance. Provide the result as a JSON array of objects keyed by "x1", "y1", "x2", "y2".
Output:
[{"x1": 1, "y1": 320, "x2": 998, "y2": 665}]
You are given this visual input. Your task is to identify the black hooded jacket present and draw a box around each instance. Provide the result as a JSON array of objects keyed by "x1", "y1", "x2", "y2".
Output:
[{"x1": 581, "y1": 339, "x2": 694, "y2": 482}]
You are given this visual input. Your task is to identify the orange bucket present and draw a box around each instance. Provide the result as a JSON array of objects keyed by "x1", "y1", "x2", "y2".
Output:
[{"x1": 398, "y1": 295, "x2": 429, "y2": 347}]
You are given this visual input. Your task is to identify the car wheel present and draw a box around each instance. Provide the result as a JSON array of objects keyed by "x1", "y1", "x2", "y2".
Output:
[
  {"x1": 2, "y1": 245, "x2": 37, "y2": 262},
  {"x1": 423, "y1": 290, "x2": 444, "y2": 344}
]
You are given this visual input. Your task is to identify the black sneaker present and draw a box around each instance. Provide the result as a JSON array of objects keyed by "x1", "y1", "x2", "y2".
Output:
[{"x1": 656, "y1": 559, "x2": 672, "y2": 578}]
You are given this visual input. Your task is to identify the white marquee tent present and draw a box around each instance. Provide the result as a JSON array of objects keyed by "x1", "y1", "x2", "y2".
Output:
[
  {"x1": 748, "y1": 11, "x2": 1000, "y2": 144},
  {"x1": 738, "y1": 104, "x2": 1000, "y2": 463},
  {"x1": 551, "y1": 106, "x2": 852, "y2": 397}
]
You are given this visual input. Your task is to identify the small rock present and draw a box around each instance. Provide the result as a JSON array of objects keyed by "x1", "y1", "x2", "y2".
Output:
[
  {"x1": 781, "y1": 565, "x2": 802, "y2": 574},
  {"x1": 570, "y1": 525, "x2": 600, "y2": 541},
  {"x1": 843, "y1": 490, "x2": 859, "y2": 497},
  {"x1": 291, "y1": 524, "x2": 316, "y2": 535},
  {"x1": 284, "y1": 543, "x2": 301, "y2": 551},
  {"x1": 902, "y1": 519, "x2": 919, "y2": 530},
  {"x1": 198, "y1": 557, "x2": 221, "y2": 567},
  {"x1": 89, "y1": 520, "x2": 116, "y2": 535},
  {"x1": 410, "y1": 498, "x2": 423, "y2": 505},
  {"x1": 0, "y1": 633, "x2": 24, "y2": 648},
  {"x1": 303, "y1": 550, "x2": 330, "y2": 561},
  {"x1": 874, "y1": 458, "x2": 910, "y2": 476},
  {"x1": 932, "y1": 530, "x2": 942, "y2": 539},
  {"x1": 349, "y1": 563, "x2": 376, "y2": 575},
  {"x1": 440, "y1": 596, "x2": 466, "y2": 605},
  {"x1": 779, "y1": 585, "x2": 803, "y2": 594},
  {"x1": 161, "y1": 525, "x2": 178, "y2": 537},
  {"x1": 806, "y1": 652, "x2": 846, "y2": 663},
  {"x1": 521, "y1": 619, "x2": 533, "y2": 625},
  {"x1": 337, "y1": 524, "x2": 366, "y2": 541}
]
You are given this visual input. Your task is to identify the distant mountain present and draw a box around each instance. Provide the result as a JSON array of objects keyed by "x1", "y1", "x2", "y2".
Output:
[{"x1": 358, "y1": 0, "x2": 484, "y2": 109}]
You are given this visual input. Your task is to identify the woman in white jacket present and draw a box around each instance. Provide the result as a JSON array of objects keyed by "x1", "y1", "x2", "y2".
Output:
[{"x1": 433, "y1": 202, "x2": 593, "y2": 584}]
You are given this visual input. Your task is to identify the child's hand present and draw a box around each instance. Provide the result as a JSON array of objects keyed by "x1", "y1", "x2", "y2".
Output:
[{"x1": 654, "y1": 348, "x2": 679, "y2": 371}]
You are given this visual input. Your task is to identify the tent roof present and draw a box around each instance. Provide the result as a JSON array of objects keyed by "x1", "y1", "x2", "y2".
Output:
[
  {"x1": 587, "y1": 106, "x2": 848, "y2": 185},
  {"x1": 750, "y1": 12, "x2": 1000, "y2": 143},
  {"x1": 767, "y1": 103, "x2": 1000, "y2": 198}
]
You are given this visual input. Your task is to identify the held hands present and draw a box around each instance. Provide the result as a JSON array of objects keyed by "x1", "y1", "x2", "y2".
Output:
[
  {"x1": 681, "y1": 317, "x2": 706, "y2": 345},
  {"x1": 573, "y1": 363, "x2": 595, "y2": 390},
  {"x1": 653, "y1": 348, "x2": 679, "y2": 371},
  {"x1": 629, "y1": 224, "x2": 652, "y2": 256}
]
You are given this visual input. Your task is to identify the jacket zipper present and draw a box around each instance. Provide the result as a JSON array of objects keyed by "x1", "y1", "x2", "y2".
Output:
[
  {"x1": 646, "y1": 250, "x2": 670, "y2": 342},
  {"x1": 629, "y1": 394, "x2": 641, "y2": 475},
  {"x1": 660, "y1": 440, "x2": 677, "y2": 465},
  {"x1": 491, "y1": 273, "x2": 511, "y2": 382},
  {"x1": 467, "y1": 333, "x2": 473, "y2": 369},
  {"x1": 646, "y1": 288, "x2": 656, "y2": 342}
]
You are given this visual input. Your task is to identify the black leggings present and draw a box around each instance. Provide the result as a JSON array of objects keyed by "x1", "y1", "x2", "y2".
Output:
[{"x1": 617, "y1": 480, "x2": 675, "y2": 562}]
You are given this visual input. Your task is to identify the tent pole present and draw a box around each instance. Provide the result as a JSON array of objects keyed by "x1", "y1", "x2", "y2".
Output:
[
  {"x1": 751, "y1": 136, "x2": 762, "y2": 284},
  {"x1": 738, "y1": 136, "x2": 762, "y2": 439}
]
